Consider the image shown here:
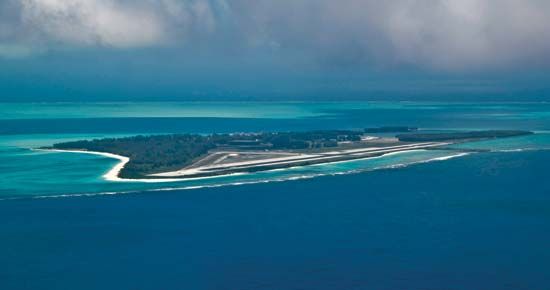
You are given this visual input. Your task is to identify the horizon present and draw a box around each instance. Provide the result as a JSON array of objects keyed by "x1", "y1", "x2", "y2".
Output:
[
  {"x1": 2, "y1": 0, "x2": 550, "y2": 102},
  {"x1": 2, "y1": 2, "x2": 550, "y2": 289}
]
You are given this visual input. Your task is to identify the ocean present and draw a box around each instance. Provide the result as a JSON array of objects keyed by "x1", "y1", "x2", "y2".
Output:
[{"x1": 1, "y1": 102, "x2": 549, "y2": 289}]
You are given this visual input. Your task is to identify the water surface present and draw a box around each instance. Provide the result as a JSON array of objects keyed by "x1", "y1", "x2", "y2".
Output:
[{"x1": 1, "y1": 101, "x2": 549, "y2": 289}]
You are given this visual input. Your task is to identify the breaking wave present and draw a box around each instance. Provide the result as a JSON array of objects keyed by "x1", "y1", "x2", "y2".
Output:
[{"x1": 0, "y1": 152, "x2": 472, "y2": 201}]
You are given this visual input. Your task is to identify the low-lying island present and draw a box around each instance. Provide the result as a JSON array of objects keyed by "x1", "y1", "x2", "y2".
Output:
[{"x1": 42, "y1": 128, "x2": 532, "y2": 180}]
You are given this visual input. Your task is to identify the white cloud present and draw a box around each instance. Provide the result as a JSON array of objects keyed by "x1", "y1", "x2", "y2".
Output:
[
  {"x1": 1, "y1": 0, "x2": 550, "y2": 71},
  {"x1": 236, "y1": 0, "x2": 550, "y2": 70},
  {"x1": 19, "y1": 0, "x2": 168, "y2": 47},
  {"x1": 376, "y1": 0, "x2": 550, "y2": 69},
  {"x1": 0, "y1": 0, "x2": 225, "y2": 53}
]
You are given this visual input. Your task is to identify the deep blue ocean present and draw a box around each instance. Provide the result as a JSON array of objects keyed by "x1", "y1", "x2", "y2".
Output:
[{"x1": 1, "y1": 102, "x2": 549, "y2": 289}]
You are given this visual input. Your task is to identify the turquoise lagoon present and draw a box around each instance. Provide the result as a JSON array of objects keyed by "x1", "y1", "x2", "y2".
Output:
[
  {"x1": 1, "y1": 101, "x2": 549, "y2": 199},
  {"x1": 2, "y1": 101, "x2": 550, "y2": 290}
]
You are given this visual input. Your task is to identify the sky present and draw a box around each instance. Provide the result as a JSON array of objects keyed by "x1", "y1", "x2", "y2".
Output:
[{"x1": 1, "y1": 0, "x2": 550, "y2": 101}]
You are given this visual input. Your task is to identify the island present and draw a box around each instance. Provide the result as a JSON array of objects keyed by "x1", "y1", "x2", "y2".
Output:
[{"x1": 42, "y1": 129, "x2": 533, "y2": 180}]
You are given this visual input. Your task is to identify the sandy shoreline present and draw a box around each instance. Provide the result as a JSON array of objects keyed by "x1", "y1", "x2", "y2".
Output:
[
  {"x1": 35, "y1": 149, "x2": 131, "y2": 182},
  {"x1": 35, "y1": 148, "x2": 249, "y2": 183},
  {"x1": 151, "y1": 142, "x2": 449, "y2": 178},
  {"x1": 36, "y1": 142, "x2": 457, "y2": 183}
]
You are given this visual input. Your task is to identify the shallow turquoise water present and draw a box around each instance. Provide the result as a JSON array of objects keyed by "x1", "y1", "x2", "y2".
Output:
[
  {"x1": 6, "y1": 101, "x2": 545, "y2": 120},
  {"x1": 2, "y1": 150, "x2": 550, "y2": 290},
  {"x1": 0, "y1": 134, "x2": 467, "y2": 198},
  {"x1": 1, "y1": 101, "x2": 549, "y2": 198},
  {"x1": 1, "y1": 101, "x2": 550, "y2": 289}
]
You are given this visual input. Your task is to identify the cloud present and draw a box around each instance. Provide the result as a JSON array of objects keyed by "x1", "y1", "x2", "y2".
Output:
[
  {"x1": 0, "y1": 0, "x2": 226, "y2": 51},
  {"x1": 1, "y1": 0, "x2": 550, "y2": 71},
  {"x1": 236, "y1": 0, "x2": 550, "y2": 70},
  {"x1": 19, "y1": 0, "x2": 167, "y2": 47}
]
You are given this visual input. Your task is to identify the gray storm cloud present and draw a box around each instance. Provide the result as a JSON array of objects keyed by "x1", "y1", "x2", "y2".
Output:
[
  {"x1": 0, "y1": 0, "x2": 226, "y2": 51},
  {"x1": 235, "y1": 0, "x2": 550, "y2": 70},
  {"x1": 1, "y1": 0, "x2": 550, "y2": 71}
]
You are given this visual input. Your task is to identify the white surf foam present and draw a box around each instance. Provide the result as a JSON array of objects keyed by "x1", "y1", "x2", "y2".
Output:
[
  {"x1": 3, "y1": 151, "x2": 474, "y2": 201},
  {"x1": 35, "y1": 148, "x2": 248, "y2": 183}
]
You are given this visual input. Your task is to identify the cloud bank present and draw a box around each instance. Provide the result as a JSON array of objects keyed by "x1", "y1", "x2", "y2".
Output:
[
  {"x1": 19, "y1": 0, "x2": 166, "y2": 47},
  {"x1": 1, "y1": 0, "x2": 550, "y2": 71},
  {"x1": 0, "y1": 0, "x2": 227, "y2": 51}
]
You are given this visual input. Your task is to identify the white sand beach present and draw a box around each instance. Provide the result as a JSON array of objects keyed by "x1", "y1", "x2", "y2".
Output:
[{"x1": 37, "y1": 141, "x2": 451, "y2": 182}]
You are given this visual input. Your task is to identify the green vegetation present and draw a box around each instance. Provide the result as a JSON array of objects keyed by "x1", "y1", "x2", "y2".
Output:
[
  {"x1": 50, "y1": 134, "x2": 216, "y2": 178},
  {"x1": 47, "y1": 129, "x2": 533, "y2": 178},
  {"x1": 47, "y1": 130, "x2": 364, "y2": 178},
  {"x1": 396, "y1": 130, "x2": 532, "y2": 142}
]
